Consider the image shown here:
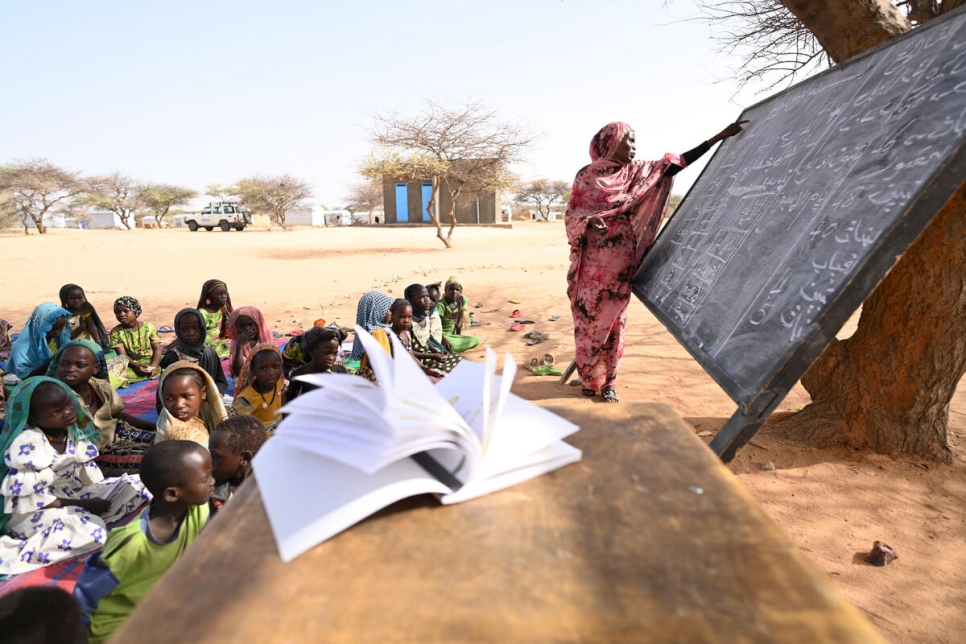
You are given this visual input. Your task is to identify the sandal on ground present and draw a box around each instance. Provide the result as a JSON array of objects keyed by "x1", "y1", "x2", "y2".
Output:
[
  {"x1": 601, "y1": 386, "x2": 619, "y2": 403},
  {"x1": 581, "y1": 388, "x2": 597, "y2": 397}
]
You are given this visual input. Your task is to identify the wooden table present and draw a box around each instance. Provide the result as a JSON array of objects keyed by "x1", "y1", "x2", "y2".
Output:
[{"x1": 115, "y1": 402, "x2": 881, "y2": 643}]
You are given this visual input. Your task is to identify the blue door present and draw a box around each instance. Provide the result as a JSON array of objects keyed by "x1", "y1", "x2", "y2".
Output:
[
  {"x1": 420, "y1": 182, "x2": 433, "y2": 222},
  {"x1": 395, "y1": 184, "x2": 408, "y2": 222}
]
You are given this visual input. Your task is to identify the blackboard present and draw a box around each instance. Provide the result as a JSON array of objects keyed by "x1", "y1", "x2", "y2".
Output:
[{"x1": 632, "y1": 7, "x2": 966, "y2": 461}]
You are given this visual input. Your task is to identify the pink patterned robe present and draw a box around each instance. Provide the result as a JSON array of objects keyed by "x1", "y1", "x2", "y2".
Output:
[{"x1": 565, "y1": 122, "x2": 686, "y2": 393}]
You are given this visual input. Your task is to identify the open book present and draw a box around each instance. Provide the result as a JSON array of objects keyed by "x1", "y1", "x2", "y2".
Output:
[{"x1": 253, "y1": 326, "x2": 582, "y2": 562}]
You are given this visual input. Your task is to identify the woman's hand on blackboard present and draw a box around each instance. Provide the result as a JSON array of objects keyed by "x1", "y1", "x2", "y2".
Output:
[{"x1": 709, "y1": 120, "x2": 750, "y2": 145}]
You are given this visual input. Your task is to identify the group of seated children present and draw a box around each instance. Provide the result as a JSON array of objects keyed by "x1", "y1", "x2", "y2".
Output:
[
  {"x1": 0, "y1": 374, "x2": 268, "y2": 641},
  {"x1": 0, "y1": 274, "x2": 484, "y2": 640}
]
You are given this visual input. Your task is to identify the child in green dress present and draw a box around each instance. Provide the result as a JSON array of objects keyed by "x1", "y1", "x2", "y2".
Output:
[
  {"x1": 437, "y1": 276, "x2": 481, "y2": 354},
  {"x1": 108, "y1": 297, "x2": 162, "y2": 383},
  {"x1": 196, "y1": 279, "x2": 233, "y2": 358}
]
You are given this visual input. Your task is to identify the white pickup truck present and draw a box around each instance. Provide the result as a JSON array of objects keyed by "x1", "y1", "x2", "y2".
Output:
[{"x1": 184, "y1": 202, "x2": 253, "y2": 231}]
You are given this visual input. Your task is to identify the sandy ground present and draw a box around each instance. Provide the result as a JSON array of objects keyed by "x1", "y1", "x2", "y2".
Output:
[{"x1": 1, "y1": 223, "x2": 963, "y2": 642}]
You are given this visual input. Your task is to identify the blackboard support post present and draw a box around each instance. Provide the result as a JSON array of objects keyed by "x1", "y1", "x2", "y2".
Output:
[
  {"x1": 711, "y1": 389, "x2": 783, "y2": 461},
  {"x1": 710, "y1": 414, "x2": 765, "y2": 463}
]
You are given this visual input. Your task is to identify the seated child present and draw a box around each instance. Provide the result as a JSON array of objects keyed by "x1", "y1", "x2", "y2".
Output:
[
  {"x1": 228, "y1": 305, "x2": 273, "y2": 379},
  {"x1": 437, "y1": 276, "x2": 481, "y2": 353},
  {"x1": 286, "y1": 327, "x2": 349, "y2": 400},
  {"x1": 426, "y1": 282, "x2": 442, "y2": 309},
  {"x1": 361, "y1": 299, "x2": 447, "y2": 382},
  {"x1": 351, "y1": 291, "x2": 394, "y2": 363},
  {"x1": 6, "y1": 302, "x2": 72, "y2": 379},
  {"x1": 0, "y1": 378, "x2": 149, "y2": 575},
  {"x1": 108, "y1": 296, "x2": 162, "y2": 383},
  {"x1": 155, "y1": 362, "x2": 228, "y2": 448},
  {"x1": 158, "y1": 308, "x2": 228, "y2": 398},
  {"x1": 281, "y1": 319, "x2": 329, "y2": 374},
  {"x1": 403, "y1": 286, "x2": 462, "y2": 374},
  {"x1": 0, "y1": 585, "x2": 84, "y2": 644},
  {"x1": 60, "y1": 283, "x2": 110, "y2": 348},
  {"x1": 196, "y1": 279, "x2": 233, "y2": 358},
  {"x1": 231, "y1": 345, "x2": 285, "y2": 433},
  {"x1": 49, "y1": 340, "x2": 156, "y2": 477},
  {"x1": 208, "y1": 415, "x2": 268, "y2": 512},
  {"x1": 77, "y1": 440, "x2": 213, "y2": 644}
]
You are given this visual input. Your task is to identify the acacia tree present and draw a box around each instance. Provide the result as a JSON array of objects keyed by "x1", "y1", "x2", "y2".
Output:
[
  {"x1": 232, "y1": 174, "x2": 312, "y2": 228},
  {"x1": 363, "y1": 100, "x2": 534, "y2": 248},
  {"x1": 514, "y1": 179, "x2": 570, "y2": 220},
  {"x1": 81, "y1": 172, "x2": 146, "y2": 230},
  {"x1": 140, "y1": 184, "x2": 198, "y2": 226},
  {"x1": 345, "y1": 179, "x2": 384, "y2": 224},
  {"x1": 205, "y1": 183, "x2": 236, "y2": 203},
  {"x1": 701, "y1": 0, "x2": 966, "y2": 461},
  {"x1": 0, "y1": 159, "x2": 83, "y2": 234}
]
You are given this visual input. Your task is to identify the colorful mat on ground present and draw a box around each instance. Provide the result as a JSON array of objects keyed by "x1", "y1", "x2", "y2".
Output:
[{"x1": 0, "y1": 502, "x2": 145, "y2": 596}]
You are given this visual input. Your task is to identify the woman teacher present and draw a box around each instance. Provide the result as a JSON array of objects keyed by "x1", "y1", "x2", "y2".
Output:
[{"x1": 566, "y1": 120, "x2": 748, "y2": 402}]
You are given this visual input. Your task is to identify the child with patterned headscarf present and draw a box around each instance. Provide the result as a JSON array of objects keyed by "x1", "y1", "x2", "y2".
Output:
[
  {"x1": 196, "y1": 279, "x2": 233, "y2": 358},
  {"x1": 108, "y1": 296, "x2": 162, "y2": 384}
]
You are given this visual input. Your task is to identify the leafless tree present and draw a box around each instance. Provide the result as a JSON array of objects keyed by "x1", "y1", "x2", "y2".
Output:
[
  {"x1": 345, "y1": 179, "x2": 384, "y2": 224},
  {"x1": 693, "y1": 1, "x2": 962, "y2": 90},
  {"x1": 513, "y1": 179, "x2": 570, "y2": 220},
  {"x1": 80, "y1": 172, "x2": 146, "y2": 230},
  {"x1": 232, "y1": 174, "x2": 312, "y2": 228},
  {"x1": 362, "y1": 99, "x2": 534, "y2": 248},
  {"x1": 0, "y1": 159, "x2": 84, "y2": 234},
  {"x1": 696, "y1": 0, "x2": 966, "y2": 461},
  {"x1": 140, "y1": 183, "x2": 198, "y2": 226}
]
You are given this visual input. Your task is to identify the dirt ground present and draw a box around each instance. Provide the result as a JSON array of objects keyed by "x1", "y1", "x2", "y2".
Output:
[{"x1": 1, "y1": 223, "x2": 962, "y2": 643}]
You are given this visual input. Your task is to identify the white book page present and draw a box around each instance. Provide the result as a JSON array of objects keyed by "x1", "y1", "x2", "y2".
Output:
[
  {"x1": 440, "y1": 441, "x2": 583, "y2": 505},
  {"x1": 254, "y1": 439, "x2": 451, "y2": 562},
  {"x1": 479, "y1": 393, "x2": 580, "y2": 478}
]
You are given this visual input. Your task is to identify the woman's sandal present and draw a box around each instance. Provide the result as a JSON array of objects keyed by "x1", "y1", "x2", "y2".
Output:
[
  {"x1": 581, "y1": 388, "x2": 597, "y2": 397},
  {"x1": 601, "y1": 386, "x2": 619, "y2": 403}
]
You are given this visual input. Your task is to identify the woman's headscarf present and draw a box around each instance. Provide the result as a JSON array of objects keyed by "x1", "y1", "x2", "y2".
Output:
[
  {"x1": 228, "y1": 306, "x2": 273, "y2": 373},
  {"x1": 59, "y1": 284, "x2": 109, "y2": 349},
  {"x1": 45, "y1": 338, "x2": 109, "y2": 382},
  {"x1": 169, "y1": 308, "x2": 223, "y2": 376},
  {"x1": 6, "y1": 303, "x2": 72, "y2": 379},
  {"x1": 233, "y1": 344, "x2": 284, "y2": 403},
  {"x1": 0, "y1": 376, "x2": 96, "y2": 531},
  {"x1": 113, "y1": 296, "x2": 142, "y2": 318},
  {"x1": 156, "y1": 360, "x2": 228, "y2": 442},
  {"x1": 564, "y1": 121, "x2": 683, "y2": 254},
  {"x1": 197, "y1": 279, "x2": 233, "y2": 339},
  {"x1": 351, "y1": 291, "x2": 393, "y2": 359}
]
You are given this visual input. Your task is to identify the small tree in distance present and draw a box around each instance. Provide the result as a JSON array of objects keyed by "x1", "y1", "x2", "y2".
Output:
[
  {"x1": 80, "y1": 172, "x2": 146, "y2": 230},
  {"x1": 513, "y1": 179, "x2": 570, "y2": 220},
  {"x1": 233, "y1": 174, "x2": 312, "y2": 228},
  {"x1": 363, "y1": 99, "x2": 534, "y2": 248},
  {"x1": 141, "y1": 183, "x2": 198, "y2": 226},
  {"x1": 346, "y1": 178, "x2": 384, "y2": 224},
  {"x1": 0, "y1": 158, "x2": 84, "y2": 234}
]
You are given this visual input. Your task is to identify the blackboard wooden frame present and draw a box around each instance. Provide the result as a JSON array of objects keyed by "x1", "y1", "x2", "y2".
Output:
[{"x1": 632, "y1": 7, "x2": 966, "y2": 461}]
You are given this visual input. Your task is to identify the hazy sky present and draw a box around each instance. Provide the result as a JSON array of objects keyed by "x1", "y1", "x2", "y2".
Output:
[{"x1": 1, "y1": 0, "x2": 781, "y2": 208}]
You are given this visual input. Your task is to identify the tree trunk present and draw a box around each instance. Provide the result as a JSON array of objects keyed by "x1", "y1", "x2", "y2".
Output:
[
  {"x1": 428, "y1": 177, "x2": 451, "y2": 249},
  {"x1": 118, "y1": 211, "x2": 132, "y2": 230},
  {"x1": 774, "y1": 0, "x2": 965, "y2": 461},
  {"x1": 778, "y1": 183, "x2": 966, "y2": 461},
  {"x1": 781, "y1": 0, "x2": 910, "y2": 63},
  {"x1": 444, "y1": 179, "x2": 461, "y2": 244}
]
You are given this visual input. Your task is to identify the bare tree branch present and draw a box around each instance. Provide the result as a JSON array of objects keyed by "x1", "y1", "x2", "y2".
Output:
[{"x1": 363, "y1": 99, "x2": 534, "y2": 247}]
